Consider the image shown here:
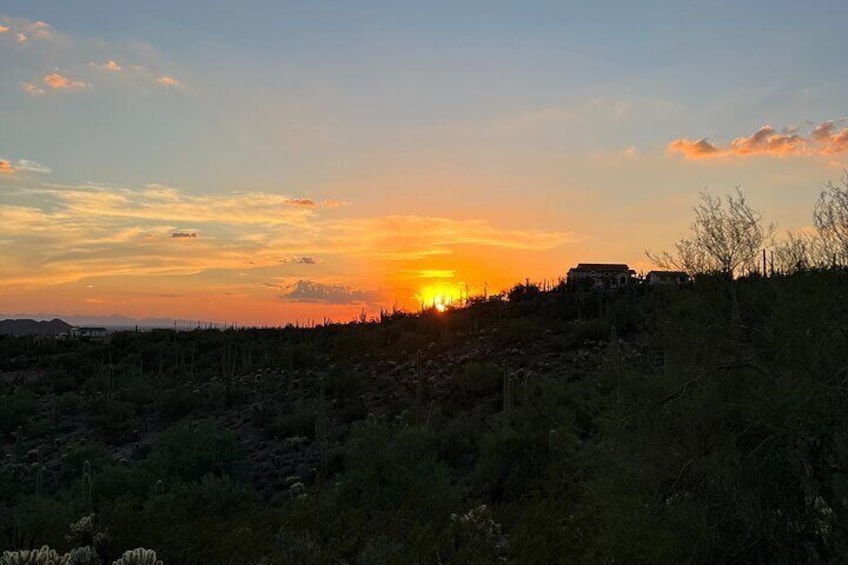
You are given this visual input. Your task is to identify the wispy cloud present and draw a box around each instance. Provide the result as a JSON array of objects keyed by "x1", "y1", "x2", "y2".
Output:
[
  {"x1": 90, "y1": 59, "x2": 121, "y2": 72},
  {"x1": 0, "y1": 180, "x2": 570, "y2": 296},
  {"x1": 36, "y1": 184, "x2": 316, "y2": 227},
  {"x1": 171, "y1": 230, "x2": 199, "y2": 239},
  {"x1": 15, "y1": 159, "x2": 51, "y2": 174},
  {"x1": 668, "y1": 120, "x2": 848, "y2": 160},
  {"x1": 280, "y1": 279, "x2": 381, "y2": 305},
  {"x1": 284, "y1": 198, "x2": 316, "y2": 207},
  {"x1": 0, "y1": 157, "x2": 51, "y2": 174},
  {"x1": 21, "y1": 82, "x2": 45, "y2": 96},
  {"x1": 280, "y1": 256, "x2": 317, "y2": 264},
  {"x1": 156, "y1": 75, "x2": 179, "y2": 87},
  {"x1": 0, "y1": 17, "x2": 55, "y2": 43}
]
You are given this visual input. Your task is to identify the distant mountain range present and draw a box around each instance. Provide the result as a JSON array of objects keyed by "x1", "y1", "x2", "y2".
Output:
[
  {"x1": 0, "y1": 318, "x2": 73, "y2": 336},
  {"x1": 0, "y1": 313, "x2": 226, "y2": 331}
]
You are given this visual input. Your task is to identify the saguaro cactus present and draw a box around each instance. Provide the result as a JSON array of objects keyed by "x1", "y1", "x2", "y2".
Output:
[
  {"x1": 81, "y1": 461, "x2": 93, "y2": 511},
  {"x1": 502, "y1": 371, "x2": 512, "y2": 431},
  {"x1": 313, "y1": 376, "x2": 328, "y2": 481}
]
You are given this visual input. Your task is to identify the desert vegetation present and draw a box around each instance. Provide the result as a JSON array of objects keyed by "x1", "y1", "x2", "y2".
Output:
[{"x1": 2, "y1": 178, "x2": 848, "y2": 564}]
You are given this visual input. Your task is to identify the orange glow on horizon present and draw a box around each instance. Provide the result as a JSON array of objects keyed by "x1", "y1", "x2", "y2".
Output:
[{"x1": 417, "y1": 284, "x2": 466, "y2": 312}]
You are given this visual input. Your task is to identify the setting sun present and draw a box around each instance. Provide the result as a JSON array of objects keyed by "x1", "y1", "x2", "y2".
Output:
[{"x1": 417, "y1": 284, "x2": 465, "y2": 312}]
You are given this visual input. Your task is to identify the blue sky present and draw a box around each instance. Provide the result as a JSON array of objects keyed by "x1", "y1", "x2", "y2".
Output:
[{"x1": 1, "y1": 1, "x2": 846, "y2": 324}]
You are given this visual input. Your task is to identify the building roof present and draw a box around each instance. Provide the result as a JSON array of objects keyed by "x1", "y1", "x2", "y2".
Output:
[{"x1": 570, "y1": 263, "x2": 631, "y2": 272}]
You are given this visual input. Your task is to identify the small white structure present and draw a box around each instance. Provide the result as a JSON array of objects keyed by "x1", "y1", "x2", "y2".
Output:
[
  {"x1": 67, "y1": 326, "x2": 107, "y2": 342},
  {"x1": 567, "y1": 263, "x2": 635, "y2": 290},
  {"x1": 645, "y1": 270, "x2": 691, "y2": 286}
]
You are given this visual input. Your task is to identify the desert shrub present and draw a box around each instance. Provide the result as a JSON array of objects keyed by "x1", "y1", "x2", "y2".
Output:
[
  {"x1": 1, "y1": 392, "x2": 36, "y2": 436},
  {"x1": 456, "y1": 362, "x2": 502, "y2": 397},
  {"x1": 496, "y1": 317, "x2": 544, "y2": 345},
  {"x1": 155, "y1": 389, "x2": 198, "y2": 423},
  {"x1": 0, "y1": 496, "x2": 72, "y2": 551},
  {"x1": 332, "y1": 328, "x2": 380, "y2": 360},
  {"x1": 325, "y1": 368, "x2": 367, "y2": 401},
  {"x1": 115, "y1": 380, "x2": 156, "y2": 410},
  {"x1": 340, "y1": 423, "x2": 456, "y2": 521},
  {"x1": 569, "y1": 319, "x2": 612, "y2": 345},
  {"x1": 143, "y1": 420, "x2": 244, "y2": 482},
  {"x1": 144, "y1": 474, "x2": 256, "y2": 518},
  {"x1": 90, "y1": 401, "x2": 136, "y2": 445},
  {"x1": 267, "y1": 402, "x2": 316, "y2": 440},
  {"x1": 46, "y1": 366, "x2": 76, "y2": 395},
  {"x1": 473, "y1": 428, "x2": 548, "y2": 502},
  {"x1": 60, "y1": 443, "x2": 108, "y2": 486},
  {"x1": 90, "y1": 465, "x2": 155, "y2": 504}
]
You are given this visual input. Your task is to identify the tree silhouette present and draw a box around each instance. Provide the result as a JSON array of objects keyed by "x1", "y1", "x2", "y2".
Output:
[{"x1": 647, "y1": 187, "x2": 774, "y2": 278}]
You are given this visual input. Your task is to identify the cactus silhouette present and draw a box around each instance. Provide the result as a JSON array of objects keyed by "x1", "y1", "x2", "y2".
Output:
[
  {"x1": 0, "y1": 546, "x2": 69, "y2": 565},
  {"x1": 66, "y1": 547, "x2": 100, "y2": 565},
  {"x1": 111, "y1": 548, "x2": 162, "y2": 565},
  {"x1": 81, "y1": 461, "x2": 93, "y2": 511}
]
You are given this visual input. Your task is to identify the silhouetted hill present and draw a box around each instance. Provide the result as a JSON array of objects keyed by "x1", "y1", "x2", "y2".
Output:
[
  {"x1": 2, "y1": 270, "x2": 848, "y2": 563},
  {"x1": 0, "y1": 317, "x2": 72, "y2": 336}
]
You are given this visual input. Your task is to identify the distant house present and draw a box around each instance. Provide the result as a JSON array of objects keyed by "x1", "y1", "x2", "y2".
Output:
[
  {"x1": 66, "y1": 326, "x2": 108, "y2": 342},
  {"x1": 645, "y1": 270, "x2": 691, "y2": 286},
  {"x1": 567, "y1": 263, "x2": 636, "y2": 290}
]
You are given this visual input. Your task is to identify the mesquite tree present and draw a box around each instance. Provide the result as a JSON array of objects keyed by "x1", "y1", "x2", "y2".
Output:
[
  {"x1": 648, "y1": 187, "x2": 774, "y2": 278},
  {"x1": 814, "y1": 173, "x2": 848, "y2": 265}
]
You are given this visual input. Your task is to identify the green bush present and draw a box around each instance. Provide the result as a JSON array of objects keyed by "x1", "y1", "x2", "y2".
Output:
[
  {"x1": 1, "y1": 392, "x2": 36, "y2": 436},
  {"x1": 143, "y1": 420, "x2": 244, "y2": 482},
  {"x1": 457, "y1": 362, "x2": 502, "y2": 397}
]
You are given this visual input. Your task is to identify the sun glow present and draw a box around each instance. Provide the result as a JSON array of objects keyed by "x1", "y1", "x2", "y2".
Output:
[{"x1": 417, "y1": 284, "x2": 465, "y2": 313}]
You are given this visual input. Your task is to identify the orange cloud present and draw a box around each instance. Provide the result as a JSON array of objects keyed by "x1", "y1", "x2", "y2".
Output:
[
  {"x1": 728, "y1": 126, "x2": 804, "y2": 156},
  {"x1": 91, "y1": 59, "x2": 121, "y2": 72},
  {"x1": 321, "y1": 199, "x2": 349, "y2": 207},
  {"x1": 0, "y1": 160, "x2": 15, "y2": 174},
  {"x1": 41, "y1": 73, "x2": 88, "y2": 90},
  {"x1": 156, "y1": 75, "x2": 179, "y2": 87},
  {"x1": 668, "y1": 120, "x2": 848, "y2": 160},
  {"x1": 811, "y1": 121, "x2": 848, "y2": 154},
  {"x1": 0, "y1": 24, "x2": 9, "y2": 33},
  {"x1": 667, "y1": 138, "x2": 722, "y2": 159},
  {"x1": 22, "y1": 82, "x2": 45, "y2": 96}
]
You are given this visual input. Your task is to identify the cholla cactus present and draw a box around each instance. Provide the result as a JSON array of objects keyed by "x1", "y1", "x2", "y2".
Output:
[
  {"x1": 66, "y1": 515, "x2": 109, "y2": 553},
  {"x1": 450, "y1": 504, "x2": 505, "y2": 553},
  {"x1": 0, "y1": 546, "x2": 69, "y2": 565},
  {"x1": 66, "y1": 547, "x2": 100, "y2": 565},
  {"x1": 66, "y1": 515, "x2": 94, "y2": 544},
  {"x1": 111, "y1": 549, "x2": 162, "y2": 565}
]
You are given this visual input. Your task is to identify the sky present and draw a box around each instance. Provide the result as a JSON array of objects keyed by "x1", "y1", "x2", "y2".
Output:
[{"x1": 1, "y1": 1, "x2": 847, "y2": 326}]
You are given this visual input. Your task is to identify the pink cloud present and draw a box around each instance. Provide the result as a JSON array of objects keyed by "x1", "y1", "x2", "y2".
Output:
[{"x1": 668, "y1": 120, "x2": 848, "y2": 160}]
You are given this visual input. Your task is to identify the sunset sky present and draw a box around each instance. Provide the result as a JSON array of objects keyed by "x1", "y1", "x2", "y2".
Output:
[{"x1": 1, "y1": 1, "x2": 847, "y2": 326}]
